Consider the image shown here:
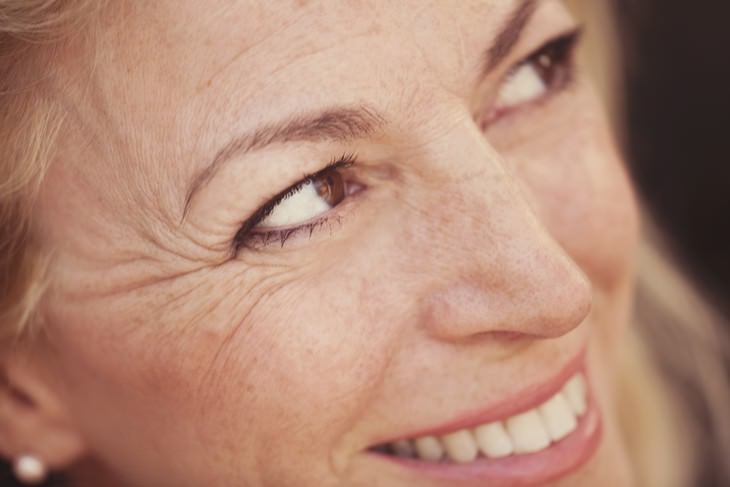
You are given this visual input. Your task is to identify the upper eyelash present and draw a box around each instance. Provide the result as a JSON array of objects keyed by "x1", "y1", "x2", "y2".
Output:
[
  {"x1": 232, "y1": 153, "x2": 357, "y2": 251},
  {"x1": 522, "y1": 27, "x2": 583, "y2": 72}
]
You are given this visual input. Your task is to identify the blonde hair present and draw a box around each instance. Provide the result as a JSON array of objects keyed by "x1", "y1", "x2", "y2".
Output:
[
  {"x1": 629, "y1": 228, "x2": 730, "y2": 486},
  {"x1": 0, "y1": 0, "x2": 100, "y2": 341},
  {"x1": 0, "y1": 2, "x2": 728, "y2": 486},
  {"x1": 567, "y1": 1, "x2": 730, "y2": 483}
]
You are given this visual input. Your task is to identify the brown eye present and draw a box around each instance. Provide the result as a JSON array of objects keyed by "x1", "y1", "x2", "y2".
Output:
[
  {"x1": 490, "y1": 29, "x2": 581, "y2": 118},
  {"x1": 531, "y1": 31, "x2": 577, "y2": 89},
  {"x1": 313, "y1": 170, "x2": 346, "y2": 207},
  {"x1": 253, "y1": 168, "x2": 348, "y2": 229},
  {"x1": 233, "y1": 156, "x2": 357, "y2": 251}
]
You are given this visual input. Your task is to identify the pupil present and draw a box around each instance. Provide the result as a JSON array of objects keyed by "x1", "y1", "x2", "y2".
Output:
[{"x1": 535, "y1": 52, "x2": 555, "y2": 85}]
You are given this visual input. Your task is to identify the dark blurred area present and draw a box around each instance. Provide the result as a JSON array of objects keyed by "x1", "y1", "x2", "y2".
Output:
[
  {"x1": 611, "y1": 3, "x2": 730, "y2": 486},
  {"x1": 612, "y1": 0, "x2": 730, "y2": 318}
]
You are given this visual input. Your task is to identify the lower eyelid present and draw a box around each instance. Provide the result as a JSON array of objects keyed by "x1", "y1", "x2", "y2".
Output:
[{"x1": 242, "y1": 216, "x2": 340, "y2": 250}]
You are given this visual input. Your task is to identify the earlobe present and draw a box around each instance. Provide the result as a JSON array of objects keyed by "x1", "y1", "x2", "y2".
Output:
[
  {"x1": 0, "y1": 354, "x2": 86, "y2": 480},
  {"x1": 13, "y1": 455, "x2": 48, "y2": 485}
]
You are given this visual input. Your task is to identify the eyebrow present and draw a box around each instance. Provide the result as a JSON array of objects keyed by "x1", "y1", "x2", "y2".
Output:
[
  {"x1": 182, "y1": 106, "x2": 385, "y2": 218},
  {"x1": 484, "y1": 0, "x2": 538, "y2": 74},
  {"x1": 182, "y1": 0, "x2": 537, "y2": 218}
]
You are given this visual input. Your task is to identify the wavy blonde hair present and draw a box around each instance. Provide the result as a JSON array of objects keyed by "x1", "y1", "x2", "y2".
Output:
[
  {"x1": 0, "y1": 0, "x2": 101, "y2": 342},
  {"x1": 1, "y1": 1, "x2": 728, "y2": 487}
]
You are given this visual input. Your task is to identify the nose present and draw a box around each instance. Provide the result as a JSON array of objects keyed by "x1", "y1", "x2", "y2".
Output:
[{"x1": 407, "y1": 120, "x2": 592, "y2": 342}]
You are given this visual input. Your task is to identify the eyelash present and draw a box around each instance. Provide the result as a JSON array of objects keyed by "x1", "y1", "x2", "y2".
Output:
[
  {"x1": 232, "y1": 154, "x2": 356, "y2": 251},
  {"x1": 232, "y1": 29, "x2": 582, "y2": 253},
  {"x1": 485, "y1": 28, "x2": 583, "y2": 124}
]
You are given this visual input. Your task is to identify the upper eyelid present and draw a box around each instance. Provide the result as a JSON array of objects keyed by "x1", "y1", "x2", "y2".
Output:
[
  {"x1": 490, "y1": 26, "x2": 583, "y2": 84},
  {"x1": 508, "y1": 27, "x2": 583, "y2": 74}
]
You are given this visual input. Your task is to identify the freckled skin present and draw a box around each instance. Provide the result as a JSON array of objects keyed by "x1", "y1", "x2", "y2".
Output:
[{"x1": 32, "y1": 1, "x2": 637, "y2": 486}]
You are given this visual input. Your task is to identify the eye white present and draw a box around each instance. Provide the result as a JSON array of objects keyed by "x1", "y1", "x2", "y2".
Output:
[
  {"x1": 494, "y1": 63, "x2": 547, "y2": 112},
  {"x1": 257, "y1": 181, "x2": 332, "y2": 228}
]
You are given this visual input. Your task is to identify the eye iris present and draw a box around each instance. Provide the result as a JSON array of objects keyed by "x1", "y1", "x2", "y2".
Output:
[
  {"x1": 314, "y1": 171, "x2": 345, "y2": 207},
  {"x1": 536, "y1": 53, "x2": 554, "y2": 81},
  {"x1": 532, "y1": 36, "x2": 573, "y2": 88}
]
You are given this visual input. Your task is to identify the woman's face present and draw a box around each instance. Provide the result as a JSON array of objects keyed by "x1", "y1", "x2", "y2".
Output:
[{"x1": 35, "y1": 0, "x2": 638, "y2": 486}]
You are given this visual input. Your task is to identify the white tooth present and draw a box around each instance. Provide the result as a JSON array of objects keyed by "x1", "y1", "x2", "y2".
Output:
[
  {"x1": 563, "y1": 375, "x2": 587, "y2": 416},
  {"x1": 441, "y1": 430, "x2": 479, "y2": 464},
  {"x1": 414, "y1": 436, "x2": 445, "y2": 462},
  {"x1": 392, "y1": 440, "x2": 415, "y2": 458},
  {"x1": 538, "y1": 393, "x2": 578, "y2": 442},
  {"x1": 474, "y1": 422, "x2": 514, "y2": 459},
  {"x1": 505, "y1": 410, "x2": 551, "y2": 454}
]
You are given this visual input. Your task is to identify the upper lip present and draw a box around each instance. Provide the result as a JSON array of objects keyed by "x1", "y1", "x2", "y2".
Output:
[{"x1": 371, "y1": 346, "x2": 587, "y2": 446}]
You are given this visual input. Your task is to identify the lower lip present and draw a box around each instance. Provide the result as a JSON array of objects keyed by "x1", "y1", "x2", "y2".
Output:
[{"x1": 372, "y1": 385, "x2": 602, "y2": 487}]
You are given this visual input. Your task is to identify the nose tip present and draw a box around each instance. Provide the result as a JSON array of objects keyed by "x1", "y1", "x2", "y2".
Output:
[
  {"x1": 397, "y1": 114, "x2": 594, "y2": 343},
  {"x1": 422, "y1": 242, "x2": 593, "y2": 341}
]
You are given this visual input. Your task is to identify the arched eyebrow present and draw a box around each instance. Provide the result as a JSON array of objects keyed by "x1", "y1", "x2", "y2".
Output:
[
  {"x1": 484, "y1": 0, "x2": 538, "y2": 74},
  {"x1": 182, "y1": 0, "x2": 537, "y2": 220},
  {"x1": 182, "y1": 105, "x2": 385, "y2": 220}
]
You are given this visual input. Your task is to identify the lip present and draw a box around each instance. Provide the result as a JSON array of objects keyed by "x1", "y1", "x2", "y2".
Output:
[
  {"x1": 377, "y1": 348, "x2": 588, "y2": 442},
  {"x1": 367, "y1": 348, "x2": 603, "y2": 486}
]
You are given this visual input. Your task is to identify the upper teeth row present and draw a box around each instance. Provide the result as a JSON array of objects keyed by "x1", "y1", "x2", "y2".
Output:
[{"x1": 386, "y1": 373, "x2": 588, "y2": 464}]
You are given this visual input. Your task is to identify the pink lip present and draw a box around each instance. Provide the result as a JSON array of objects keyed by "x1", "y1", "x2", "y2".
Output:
[
  {"x1": 380, "y1": 395, "x2": 601, "y2": 487},
  {"x1": 368, "y1": 348, "x2": 604, "y2": 486},
  {"x1": 379, "y1": 348, "x2": 588, "y2": 443}
]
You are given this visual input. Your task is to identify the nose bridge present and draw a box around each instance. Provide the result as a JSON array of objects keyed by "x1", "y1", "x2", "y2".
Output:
[{"x1": 404, "y1": 119, "x2": 592, "y2": 340}]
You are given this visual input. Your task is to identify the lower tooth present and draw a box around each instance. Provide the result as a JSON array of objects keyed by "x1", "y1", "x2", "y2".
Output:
[
  {"x1": 505, "y1": 410, "x2": 551, "y2": 454},
  {"x1": 414, "y1": 436, "x2": 445, "y2": 462},
  {"x1": 441, "y1": 430, "x2": 479, "y2": 463}
]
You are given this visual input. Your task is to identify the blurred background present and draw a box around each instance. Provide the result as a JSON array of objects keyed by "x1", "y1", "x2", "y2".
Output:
[
  {"x1": 618, "y1": 0, "x2": 730, "y2": 320},
  {"x1": 568, "y1": 2, "x2": 730, "y2": 486},
  {"x1": 571, "y1": 0, "x2": 730, "y2": 320}
]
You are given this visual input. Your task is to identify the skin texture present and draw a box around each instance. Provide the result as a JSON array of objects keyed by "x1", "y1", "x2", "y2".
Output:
[{"x1": 2, "y1": 1, "x2": 639, "y2": 486}]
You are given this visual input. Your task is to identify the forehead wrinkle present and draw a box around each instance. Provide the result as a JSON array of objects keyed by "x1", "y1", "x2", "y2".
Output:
[{"x1": 196, "y1": 0, "x2": 351, "y2": 93}]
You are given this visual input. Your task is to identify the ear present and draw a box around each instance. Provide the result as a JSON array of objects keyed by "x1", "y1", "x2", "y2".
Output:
[{"x1": 0, "y1": 350, "x2": 86, "y2": 473}]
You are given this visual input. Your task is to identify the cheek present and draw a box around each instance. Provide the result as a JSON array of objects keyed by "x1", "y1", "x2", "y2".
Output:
[
  {"x1": 43, "y1": 263, "x2": 394, "y2": 485},
  {"x1": 508, "y1": 106, "x2": 640, "y2": 358},
  {"x1": 514, "y1": 116, "x2": 639, "y2": 293},
  {"x1": 186, "y1": 266, "x2": 400, "y2": 483}
]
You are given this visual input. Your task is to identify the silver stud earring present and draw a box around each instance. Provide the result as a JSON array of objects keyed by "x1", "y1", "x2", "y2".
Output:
[{"x1": 13, "y1": 454, "x2": 47, "y2": 485}]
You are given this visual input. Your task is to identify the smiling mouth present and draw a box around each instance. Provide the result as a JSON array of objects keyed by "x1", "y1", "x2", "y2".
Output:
[{"x1": 372, "y1": 373, "x2": 588, "y2": 464}]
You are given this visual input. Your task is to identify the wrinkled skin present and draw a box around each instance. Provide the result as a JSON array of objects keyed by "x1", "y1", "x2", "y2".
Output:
[{"x1": 11, "y1": 1, "x2": 639, "y2": 486}]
